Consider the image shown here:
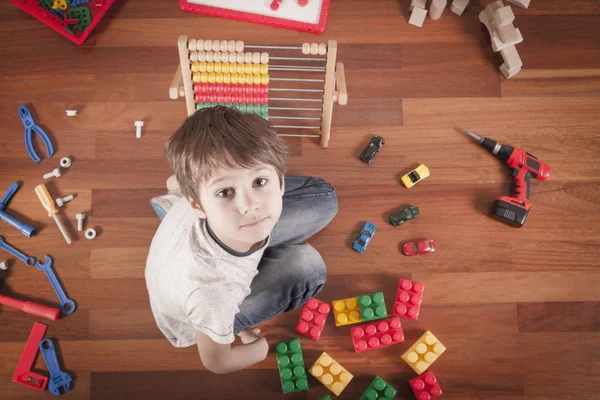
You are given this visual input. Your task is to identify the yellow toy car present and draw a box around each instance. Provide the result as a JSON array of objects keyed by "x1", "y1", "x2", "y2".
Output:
[{"x1": 401, "y1": 164, "x2": 430, "y2": 188}]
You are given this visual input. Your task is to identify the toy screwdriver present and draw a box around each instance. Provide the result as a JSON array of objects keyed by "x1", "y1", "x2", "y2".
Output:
[
  {"x1": 466, "y1": 131, "x2": 552, "y2": 227},
  {"x1": 34, "y1": 184, "x2": 72, "y2": 244}
]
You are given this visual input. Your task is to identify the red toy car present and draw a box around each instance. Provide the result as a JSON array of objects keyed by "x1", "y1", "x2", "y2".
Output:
[{"x1": 402, "y1": 239, "x2": 436, "y2": 256}]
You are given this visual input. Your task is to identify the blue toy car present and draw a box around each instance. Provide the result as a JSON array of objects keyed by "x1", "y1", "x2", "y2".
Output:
[{"x1": 352, "y1": 222, "x2": 377, "y2": 253}]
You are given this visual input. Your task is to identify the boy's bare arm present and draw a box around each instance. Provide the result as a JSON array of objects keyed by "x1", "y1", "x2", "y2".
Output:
[{"x1": 195, "y1": 330, "x2": 269, "y2": 374}]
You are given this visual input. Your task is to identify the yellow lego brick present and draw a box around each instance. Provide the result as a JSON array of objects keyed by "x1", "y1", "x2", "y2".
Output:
[
  {"x1": 309, "y1": 352, "x2": 353, "y2": 396},
  {"x1": 332, "y1": 296, "x2": 362, "y2": 327},
  {"x1": 401, "y1": 331, "x2": 446, "y2": 375}
]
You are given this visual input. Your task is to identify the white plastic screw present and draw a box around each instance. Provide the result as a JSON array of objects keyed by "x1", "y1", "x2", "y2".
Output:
[
  {"x1": 76, "y1": 213, "x2": 86, "y2": 232},
  {"x1": 55, "y1": 194, "x2": 74, "y2": 208},
  {"x1": 0, "y1": 260, "x2": 8, "y2": 270},
  {"x1": 43, "y1": 168, "x2": 61, "y2": 180},
  {"x1": 60, "y1": 157, "x2": 72, "y2": 168},
  {"x1": 134, "y1": 121, "x2": 144, "y2": 139},
  {"x1": 66, "y1": 110, "x2": 77, "y2": 117}
]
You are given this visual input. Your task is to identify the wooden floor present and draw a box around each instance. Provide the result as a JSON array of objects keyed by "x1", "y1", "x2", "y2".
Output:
[{"x1": 1, "y1": 0, "x2": 599, "y2": 399}]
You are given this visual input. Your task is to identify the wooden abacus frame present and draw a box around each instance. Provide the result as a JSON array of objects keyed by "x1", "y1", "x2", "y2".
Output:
[{"x1": 170, "y1": 35, "x2": 347, "y2": 148}]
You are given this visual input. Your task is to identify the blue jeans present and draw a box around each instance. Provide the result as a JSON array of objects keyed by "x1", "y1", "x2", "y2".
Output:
[{"x1": 233, "y1": 176, "x2": 338, "y2": 334}]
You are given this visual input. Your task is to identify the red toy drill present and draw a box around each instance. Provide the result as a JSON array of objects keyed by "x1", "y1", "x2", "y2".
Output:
[{"x1": 466, "y1": 131, "x2": 552, "y2": 227}]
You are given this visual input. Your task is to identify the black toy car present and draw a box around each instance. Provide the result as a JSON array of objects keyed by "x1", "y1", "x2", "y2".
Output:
[
  {"x1": 389, "y1": 205, "x2": 420, "y2": 226},
  {"x1": 359, "y1": 135, "x2": 385, "y2": 163}
]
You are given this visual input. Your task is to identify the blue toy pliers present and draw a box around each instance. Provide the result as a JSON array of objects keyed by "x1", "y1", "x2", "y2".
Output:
[{"x1": 19, "y1": 105, "x2": 55, "y2": 163}]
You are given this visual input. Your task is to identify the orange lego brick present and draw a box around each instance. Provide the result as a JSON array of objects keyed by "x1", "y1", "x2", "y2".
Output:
[
  {"x1": 309, "y1": 352, "x2": 353, "y2": 396},
  {"x1": 401, "y1": 331, "x2": 446, "y2": 375},
  {"x1": 331, "y1": 296, "x2": 362, "y2": 327}
]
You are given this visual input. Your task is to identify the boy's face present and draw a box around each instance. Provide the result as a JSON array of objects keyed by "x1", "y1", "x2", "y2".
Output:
[{"x1": 189, "y1": 163, "x2": 285, "y2": 253}]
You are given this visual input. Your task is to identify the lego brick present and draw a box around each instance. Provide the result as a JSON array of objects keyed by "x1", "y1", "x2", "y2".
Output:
[
  {"x1": 350, "y1": 316, "x2": 405, "y2": 353},
  {"x1": 401, "y1": 331, "x2": 446, "y2": 375},
  {"x1": 449, "y1": 0, "x2": 469, "y2": 16},
  {"x1": 500, "y1": 45, "x2": 523, "y2": 70},
  {"x1": 332, "y1": 296, "x2": 362, "y2": 327},
  {"x1": 506, "y1": 0, "x2": 530, "y2": 9},
  {"x1": 409, "y1": 7, "x2": 428, "y2": 28},
  {"x1": 295, "y1": 298, "x2": 331, "y2": 340},
  {"x1": 309, "y1": 352, "x2": 353, "y2": 396},
  {"x1": 493, "y1": 5, "x2": 515, "y2": 27},
  {"x1": 274, "y1": 339, "x2": 309, "y2": 394},
  {"x1": 393, "y1": 278, "x2": 424, "y2": 320},
  {"x1": 359, "y1": 376, "x2": 398, "y2": 400},
  {"x1": 409, "y1": 371, "x2": 444, "y2": 399},
  {"x1": 318, "y1": 396, "x2": 332, "y2": 400},
  {"x1": 497, "y1": 24, "x2": 520, "y2": 44},
  {"x1": 429, "y1": 0, "x2": 447, "y2": 20},
  {"x1": 358, "y1": 291, "x2": 387, "y2": 322},
  {"x1": 410, "y1": 0, "x2": 427, "y2": 11},
  {"x1": 67, "y1": 6, "x2": 91, "y2": 31}
]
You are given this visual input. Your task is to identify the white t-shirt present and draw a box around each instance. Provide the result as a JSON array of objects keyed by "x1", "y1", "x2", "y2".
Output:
[{"x1": 145, "y1": 197, "x2": 269, "y2": 347}]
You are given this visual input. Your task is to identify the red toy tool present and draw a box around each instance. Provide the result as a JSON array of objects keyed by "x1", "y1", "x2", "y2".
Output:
[
  {"x1": 0, "y1": 293, "x2": 60, "y2": 321},
  {"x1": 466, "y1": 131, "x2": 552, "y2": 227},
  {"x1": 12, "y1": 322, "x2": 49, "y2": 391}
]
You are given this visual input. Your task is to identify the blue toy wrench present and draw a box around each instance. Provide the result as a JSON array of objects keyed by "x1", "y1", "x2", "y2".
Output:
[
  {"x1": 39, "y1": 339, "x2": 72, "y2": 396},
  {"x1": 35, "y1": 256, "x2": 76, "y2": 315},
  {"x1": 19, "y1": 105, "x2": 55, "y2": 163},
  {"x1": 0, "y1": 235, "x2": 36, "y2": 266}
]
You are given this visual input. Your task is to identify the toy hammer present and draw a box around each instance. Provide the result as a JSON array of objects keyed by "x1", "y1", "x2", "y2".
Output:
[{"x1": 0, "y1": 183, "x2": 36, "y2": 237}]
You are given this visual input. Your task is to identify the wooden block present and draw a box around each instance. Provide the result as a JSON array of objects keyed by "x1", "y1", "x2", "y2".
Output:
[
  {"x1": 500, "y1": 45, "x2": 523, "y2": 70},
  {"x1": 429, "y1": 0, "x2": 447, "y2": 20},
  {"x1": 410, "y1": 0, "x2": 427, "y2": 11},
  {"x1": 449, "y1": 0, "x2": 469, "y2": 16},
  {"x1": 497, "y1": 24, "x2": 520, "y2": 44},
  {"x1": 493, "y1": 5, "x2": 515, "y2": 27},
  {"x1": 409, "y1": 7, "x2": 428, "y2": 27},
  {"x1": 505, "y1": 0, "x2": 530, "y2": 9}
]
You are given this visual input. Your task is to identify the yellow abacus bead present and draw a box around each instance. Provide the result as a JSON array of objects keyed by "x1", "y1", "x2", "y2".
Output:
[
  {"x1": 236, "y1": 64, "x2": 245, "y2": 74},
  {"x1": 214, "y1": 62, "x2": 222, "y2": 73},
  {"x1": 260, "y1": 64, "x2": 268, "y2": 74},
  {"x1": 192, "y1": 73, "x2": 201, "y2": 83},
  {"x1": 252, "y1": 64, "x2": 260, "y2": 74},
  {"x1": 261, "y1": 75, "x2": 269, "y2": 85},
  {"x1": 223, "y1": 74, "x2": 231, "y2": 84},
  {"x1": 244, "y1": 64, "x2": 252, "y2": 75},
  {"x1": 238, "y1": 74, "x2": 246, "y2": 84},
  {"x1": 191, "y1": 62, "x2": 199, "y2": 73},
  {"x1": 201, "y1": 72, "x2": 208, "y2": 83},
  {"x1": 230, "y1": 73, "x2": 239, "y2": 84},
  {"x1": 207, "y1": 63, "x2": 214, "y2": 73},
  {"x1": 253, "y1": 74, "x2": 261, "y2": 85},
  {"x1": 208, "y1": 72, "x2": 216, "y2": 83},
  {"x1": 221, "y1": 63, "x2": 230, "y2": 74},
  {"x1": 199, "y1": 62, "x2": 207, "y2": 73},
  {"x1": 216, "y1": 73, "x2": 224, "y2": 83}
]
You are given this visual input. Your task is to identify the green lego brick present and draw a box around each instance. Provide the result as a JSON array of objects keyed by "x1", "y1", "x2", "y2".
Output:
[
  {"x1": 358, "y1": 292, "x2": 387, "y2": 321},
  {"x1": 39, "y1": 0, "x2": 54, "y2": 10},
  {"x1": 319, "y1": 396, "x2": 332, "y2": 400},
  {"x1": 67, "y1": 6, "x2": 91, "y2": 31},
  {"x1": 359, "y1": 376, "x2": 397, "y2": 400},
  {"x1": 275, "y1": 339, "x2": 309, "y2": 394}
]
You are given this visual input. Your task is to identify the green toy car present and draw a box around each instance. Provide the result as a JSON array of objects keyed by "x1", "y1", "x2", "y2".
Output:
[{"x1": 389, "y1": 205, "x2": 419, "y2": 226}]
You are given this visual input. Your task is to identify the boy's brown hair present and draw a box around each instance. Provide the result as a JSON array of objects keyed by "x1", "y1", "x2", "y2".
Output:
[{"x1": 165, "y1": 106, "x2": 288, "y2": 206}]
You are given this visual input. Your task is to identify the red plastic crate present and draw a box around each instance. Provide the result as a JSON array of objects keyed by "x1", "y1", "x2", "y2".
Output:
[{"x1": 8, "y1": 0, "x2": 114, "y2": 45}]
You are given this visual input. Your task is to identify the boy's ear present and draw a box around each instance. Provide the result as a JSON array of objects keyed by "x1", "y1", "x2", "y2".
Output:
[{"x1": 187, "y1": 197, "x2": 207, "y2": 219}]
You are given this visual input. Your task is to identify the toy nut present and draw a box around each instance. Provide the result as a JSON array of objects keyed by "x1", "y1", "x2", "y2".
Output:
[
  {"x1": 60, "y1": 157, "x2": 72, "y2": 168},
  {"x1": 84, "y1": 228, "x2": 97, "y2": 240},
  {"x1": 65, "y1": 110, "x2": 77, "y2": 117}
]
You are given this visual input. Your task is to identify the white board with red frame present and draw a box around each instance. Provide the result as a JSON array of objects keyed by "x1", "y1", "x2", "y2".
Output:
[{"x1": 179, "y1": 0, "x2": 330, "y2": 34}]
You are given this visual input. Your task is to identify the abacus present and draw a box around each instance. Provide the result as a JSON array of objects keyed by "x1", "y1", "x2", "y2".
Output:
[{"x1": 170, "y1": 35, "x2": 347, "y2": 148}]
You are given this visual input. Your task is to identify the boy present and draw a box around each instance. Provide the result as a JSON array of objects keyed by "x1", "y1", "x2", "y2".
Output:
[{"x1": 145, "y1": 106, "x2": 338, "y2": 374}]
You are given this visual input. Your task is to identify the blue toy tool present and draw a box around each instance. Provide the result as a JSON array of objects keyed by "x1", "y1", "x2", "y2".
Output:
[
  {"x1": 0, "y1": 235, "x2": 36, "y2": 266},
  {"x1": 19, "y1": 105, "x2": 55, "y2": 163},
  {"x1": 39, "y1": 339, "x2": 72, "y2": 396},
  {"x1": 0, "y1": 183, "x2": 37, "y2": 237},
  {"x1": 35, "y1": 256, "x2": 76, "y2": 315}
]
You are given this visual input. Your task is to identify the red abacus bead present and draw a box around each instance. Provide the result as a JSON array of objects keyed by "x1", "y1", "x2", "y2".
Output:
[
  {"x1": 314, "y1": 315, "x2": 326, "y2": 326},
  {"x1": 368, "y1": 337, "x2": 380, "y2": 348},
  {"x1": 262, "y1": 85, "x2": 269, "y2": 95},
  {"x1": 224, "y1": 94, "x2": 232, "y2": 103},
  {"x1": 209, "y1": 94, "x2": 217, "y2": 102},
  {"x1": 231, "y1": 94, "x2": 239, "y2": 103},
  {"x1": 238, "y1": 84, "x2": 245, "y2": 94},
  {"x1": 216, "y1": 94, "x2": 224, "y2": 102},
  {"x1": 193, "y1": 83, "x2": 201, "y2": 93},
  {"x1": 201, "y1": 84, "x2": 209, "y2": 94},
  {"x1": 239, "y1": 94, "x2": 246, "y2": 103},
  {"x1": 223, "y1": 84, "x2": 230, "y2": 94},
  {"x1": 230, "y1": 84, "x2": 238, "y2": 94},
  {"x1": 216, "y1": 83, "x2": 224, "y2": 93},
  {"x1": 195, "y1": 94, "x2": 201, "y2": 102},
  {"x1": 297, "y1": 321, "x2": 309, "y2": 333},
  {"x1": 202, "y1": 94, "x2": 209, "y2": 102},
  {"x1": 261, "y1": 95, "x2": 268, "y2": 104},
  {"x1": 252, "y1": 85, "x2": 260, "y2": 94},
  {"x1": 245, "y1": 85, "x2": 252, "y2": 94},
  {"x1": 381, "y1": 333, "x2": 392, "y2": 345}
]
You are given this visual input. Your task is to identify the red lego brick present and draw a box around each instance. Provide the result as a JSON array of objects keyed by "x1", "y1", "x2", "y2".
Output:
[
  {"x1": 350, "y1": 316, "x2": 405, "y2": 352},
  {"x1": 295, "y1": 298, "x2": 331, "y2": 340},
  {"x1": 393, "y1": 278, "x2": 424, "y2": 320},
  {"x1": 409, "y1": 371, "x2": 443, "y2": 399}
]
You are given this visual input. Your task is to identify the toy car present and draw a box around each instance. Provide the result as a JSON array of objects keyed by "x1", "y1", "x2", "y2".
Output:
[
  {"x1": 359, "y1": 136, "x2": 385, "y2": 163},
  {"x1": 389, "y1": 205, "x2": 419, "y2": 226},
  {"x1": 352, "y1": 222, "x2": 376, "y2": 253},
  {"x1": 401, "y1": 164, "x2": 430, "y2": 188},
  {"x1": 402, "y1": 239, "x2": 436, "y2": 256}
]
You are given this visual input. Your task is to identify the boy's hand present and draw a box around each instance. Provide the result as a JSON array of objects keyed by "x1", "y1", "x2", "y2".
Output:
[{"x1": 237, "y1": 328, "x2": 263, "y2": 344}]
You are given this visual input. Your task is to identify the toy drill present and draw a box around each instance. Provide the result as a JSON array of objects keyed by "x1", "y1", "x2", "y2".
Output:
[{"x1": 466, "y1": 131, "x2": 552, "y2": 227}]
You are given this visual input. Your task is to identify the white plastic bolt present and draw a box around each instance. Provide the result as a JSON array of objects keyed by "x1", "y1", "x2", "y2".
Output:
[
  {"x1": 84, "y1": 228, "x2": 97, "y2": 240},
  {"x1": 66, "y1": 110, "x2": 77, "y2": 117},
  {"x1": 0, "y1": 260, "x2": 8, "y2": 270},
  {"x1": 76, "y1": 213, "x2": 86, "y2": 232},
  {"x1": 43, "y1": 168, "x2": 61, "y2": 180},
  {"x1": 134, "y1": 121, "x2": 144, "y2": 139},
  {"x1": 55, "y1": 194, "x2": 74, "y2": 208},
  {"x1": 60, "y1": 157, "x2": 72, "y2": 168}
]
